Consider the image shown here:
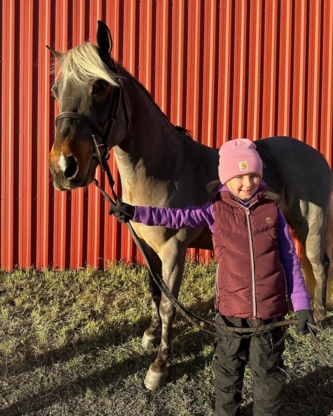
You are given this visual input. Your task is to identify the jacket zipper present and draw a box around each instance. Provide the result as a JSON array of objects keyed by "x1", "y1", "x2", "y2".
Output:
[
  {"x1": 227, "y1": 196, "x2": 260, "y2": 318},
  {"x1": 215, "y1": 264, "x2": 220, "y2": 309},
  {"x1": 215, "y1": 265, "x2": 220, "y2": 298},
  {"x1": 245, "y1": 207, "x2": 257, "y2": 318}
]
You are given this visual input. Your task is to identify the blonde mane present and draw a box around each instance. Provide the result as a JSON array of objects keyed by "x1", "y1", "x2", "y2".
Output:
[{"x1": 56, "y1": 42, "x2": 119, "y2": 89}]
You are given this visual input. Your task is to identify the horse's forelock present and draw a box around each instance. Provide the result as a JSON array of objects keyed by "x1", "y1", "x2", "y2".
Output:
[{"x1": 56, "y1": 42, "x2": 119, "y2": 89}]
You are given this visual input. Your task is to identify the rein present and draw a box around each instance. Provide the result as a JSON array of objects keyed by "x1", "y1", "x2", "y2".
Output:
[
  {"x1": 93, "y1": 161, "x2": 333, "y2": 368},
  {"x1": 55, "y1": 73, "x2": 332, "y2": 368}
]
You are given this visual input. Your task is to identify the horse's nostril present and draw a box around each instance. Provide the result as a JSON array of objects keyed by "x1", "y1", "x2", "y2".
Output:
[{"x1": 64, "y1": 155, "x2": 78, "y2": 179}]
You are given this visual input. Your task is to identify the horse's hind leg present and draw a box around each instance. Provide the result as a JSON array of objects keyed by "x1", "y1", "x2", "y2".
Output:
[
  {"x1": 142, "y1": 270, "x2": 162, "y2": 348},
  {"x1": 295, "y1": 202, "x2": 330, "y2": 325},
  {"x1": 306, "y1": 196, "x2": 333, "y2": 324},
  {"x1": 144, "y1": 244, "x2": 186, "y2": 390},
  {"x1": 303, "y1": 238, "x2": 329, "y2": 324}
]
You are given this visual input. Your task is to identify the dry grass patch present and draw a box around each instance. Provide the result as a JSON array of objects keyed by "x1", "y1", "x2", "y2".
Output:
[{"x1": 0, "y1": 261, "x2": 332, "y2": 415}]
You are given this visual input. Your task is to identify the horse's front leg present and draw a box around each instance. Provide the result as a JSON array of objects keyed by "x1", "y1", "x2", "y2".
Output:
[
  {"x1": 144, "y1": 246, "x2": 186, "y2": 390},
  {"x1": 140, "y1": 245, "x2": 163, "y2": 348},
  {"x1": 142, "y1": 270, "x2": 162, "y2": 348}
]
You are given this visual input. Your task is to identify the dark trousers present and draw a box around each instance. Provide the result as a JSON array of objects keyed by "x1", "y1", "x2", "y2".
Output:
[{"x1": 213, "y1": 314, "x2": 287, "y2": 416}]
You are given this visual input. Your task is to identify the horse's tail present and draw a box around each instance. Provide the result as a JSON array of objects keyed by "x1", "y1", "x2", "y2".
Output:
[
  {"x1": 300, "y1": 194, "x2": 333, "y2": 306},
  {"x1": 324, "y1": 193, "x2": 333, "y2": 306}
]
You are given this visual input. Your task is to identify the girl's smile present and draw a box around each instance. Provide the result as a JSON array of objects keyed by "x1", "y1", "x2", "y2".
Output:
[{"x1": 226, "y1": 173, "x2": 261, "y2": 201}]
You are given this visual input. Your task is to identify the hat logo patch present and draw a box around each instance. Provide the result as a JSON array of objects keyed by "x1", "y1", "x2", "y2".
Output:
[{"x1": 239, "y1": 161, "x2": 248, "y2": 171}]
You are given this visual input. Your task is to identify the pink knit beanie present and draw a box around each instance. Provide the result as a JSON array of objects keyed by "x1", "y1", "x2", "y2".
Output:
[{"x1": 218, "y1": 139, "x2": 263, "y2": 184}]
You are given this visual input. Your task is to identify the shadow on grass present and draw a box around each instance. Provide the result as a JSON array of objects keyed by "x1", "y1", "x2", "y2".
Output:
[
  {"x1": 1, "y1": 352, "x2": 154, "y2": 416},
  {"x1": 1, "y1": 314, "x2": 153, "y2": 376},
  {"x1": 3, "y1": 296, "x2": 216, "y2": 378},
  {"x1": 226, "y1": 366, "x2": 333, "y2": 416},
  {"x1": 2, "y1": 298, "x2": 332, "y2": 415},
  {"x1": 2, "y1": 333, "x2": 212, "y2": 415},
  {"x1": 3, "y1": 347, "x2": 333, "y2": 416}
]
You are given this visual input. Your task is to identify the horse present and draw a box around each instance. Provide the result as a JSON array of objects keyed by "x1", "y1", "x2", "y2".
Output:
[{"x1": 48, "y1": 21, "x2": 333, "y2": 390}]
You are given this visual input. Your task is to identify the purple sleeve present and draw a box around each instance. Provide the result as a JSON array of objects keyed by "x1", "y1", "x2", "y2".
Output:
[
  {"x1": 132, "y1": 202, "x2": 215, "y2": 232},
  {"x1": 278, "y1": 210, "x2": 311, "y2": 311}
]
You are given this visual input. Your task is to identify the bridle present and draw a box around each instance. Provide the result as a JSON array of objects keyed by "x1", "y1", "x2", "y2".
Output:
[
  {"x1": 53, "y1": 66, "x2": 332, "y2": 369},
  {"x1": 55, "y1": 75, "x2": 128, "y2": 193}
]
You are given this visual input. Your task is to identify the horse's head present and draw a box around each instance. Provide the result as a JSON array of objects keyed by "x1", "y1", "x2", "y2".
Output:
[{"x1": 48, "y1": 21, "x2": 129, "y2": 190}]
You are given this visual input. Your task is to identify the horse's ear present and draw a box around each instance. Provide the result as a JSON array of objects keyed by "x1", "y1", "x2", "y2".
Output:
[
  {"x1": 97, "y1": 20, "x2": 113, "y2": 55},
  {"x1": 46, "y1": 45, "x2": 63, "y2": 60}
]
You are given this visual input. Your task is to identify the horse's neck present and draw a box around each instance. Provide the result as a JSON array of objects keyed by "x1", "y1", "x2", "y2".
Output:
[{"x1": 114, "y1": 76, "x2": 183, "y2": 202}]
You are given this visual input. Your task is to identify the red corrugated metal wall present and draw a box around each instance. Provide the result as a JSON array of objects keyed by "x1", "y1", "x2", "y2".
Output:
[{"x1": 1, "y1": 0, "x2": 333, "y2": 270}]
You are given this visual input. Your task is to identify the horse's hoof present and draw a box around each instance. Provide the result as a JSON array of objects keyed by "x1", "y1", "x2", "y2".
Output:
[
  {"x1": 144, "y1": 365, "x2": 168, "y2": 390},
  {"x1": 141, "y1": 332, "x2": 160, "y2": 348}
]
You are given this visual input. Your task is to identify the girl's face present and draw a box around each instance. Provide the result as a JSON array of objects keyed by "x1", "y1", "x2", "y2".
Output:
[{"x1": 227, "y1": 173, "x2": 261, "y2": 201}]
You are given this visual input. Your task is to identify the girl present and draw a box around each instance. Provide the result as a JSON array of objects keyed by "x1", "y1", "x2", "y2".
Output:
[{"x1": 110, "y1": 138, "x2": 315, "y2": 416}]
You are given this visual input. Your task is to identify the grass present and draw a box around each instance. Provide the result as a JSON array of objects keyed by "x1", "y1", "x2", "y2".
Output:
[{"x1": 0, "y1": 260, "x2": 332, "y2": 415}]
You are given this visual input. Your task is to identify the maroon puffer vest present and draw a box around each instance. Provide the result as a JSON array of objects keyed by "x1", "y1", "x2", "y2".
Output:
[{"x1": 213, "y1": 190, "x2": 288, "y2": 320}]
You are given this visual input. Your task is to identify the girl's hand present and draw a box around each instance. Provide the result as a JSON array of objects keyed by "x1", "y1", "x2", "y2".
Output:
[
  {"x1": 109, "y1": 202, "x2": 135, "y2": 223},
  {"x1": 296, "y1": 309, "x2": 316, "y2": 335}
]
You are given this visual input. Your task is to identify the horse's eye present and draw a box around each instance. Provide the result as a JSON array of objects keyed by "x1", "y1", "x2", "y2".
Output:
[{"x1": 93, "y1": 80, "x2": 108, "y2": 93}]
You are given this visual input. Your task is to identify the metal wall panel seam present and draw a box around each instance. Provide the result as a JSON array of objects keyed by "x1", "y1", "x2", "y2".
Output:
[
  {"x1": 306, "y1": 0, "x2": 322, "y2": 150},
  {"x1": 36, "y1": 0, "x2": 52, "y2": 269},
  {"x1": 261, "y1": 0, "x2": 278, "y2": 138},
  {"x1": 86, "y1": 184, "x2": 101, "y2": 269},
  {"x1": 186, "y1": 0, "x2": 201, "y2": 143},
  {"x1": 73, "y1": 0, "x2": 88, "y2": 43},
  {"x1": 0, "y1": 0, "x2": 2, "y2": 267},
  {"x1": 123, "y1": 0, "x2": 139, "y2": 78},
  {"x1": 232, "y1": 0, "x2": 248, "y2": 139},
  {"x1": 103, "y1": 157, "x2": 116, "y2": 264},
  {"x1": 320, "y1": 0, "x2": 333, "y2": 166},
  {"x1": 106, "y1": 0, "x2": 120, "y2": 62},
  {"x1": 69, "y1": 0, "x2": 87, "y2": 268},
  {"x1": 19, "y1": 0, "x2": 34, "y2": 268},
  {"x1": 247, "y1": 0, "x2": 262, "y2": 141},
  {"x1": 170, "y1": 0, "x2": 185, "y2": 127},
  {"x1": 292, "y1": 0, "x2": 307, "y2": 141},
  {"x1": 121, "y1": 0, "x2": 141, "y2": 262},
  {"x1": 70, "y1": 192, "x2": 85, "y2": 268},
  {"x1": 154, "y1": 0, "x2": 169, "y2": 114},
  {"x1": 53, "y1": 0, "x2": 70, "y2": 269},
  {"x1": 87, "y1": 6, "x2": 103, "y2": 269},
  {"x1": 201, "y1": 0, "x2": 217, "y2": 149},
  {"x1": 139, "y1": 0, "x2": 153, "y2": 95},
  {"x1": 103, "y1": 2, "x2": 123, "y2": 266},
  {"x1": 218, "y1": 0, "x2": 232, "y2": 145},
  {"x1": 182, "y1": 0, "x2": 200, "y2": 262},
  {"x1": 1, "y1": 0, "x2": 16, "y2": 269},
  {"x1": 88, "y1": 0, "x2": 104, "y2": 41},
  {"x1": 277, "y1": 0, "x2": 293, "y2": 136}
]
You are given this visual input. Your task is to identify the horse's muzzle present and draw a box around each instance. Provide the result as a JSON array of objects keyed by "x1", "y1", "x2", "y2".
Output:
[{"x1": 49, "y1": 153, "x2": 96, "y2": 190}]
